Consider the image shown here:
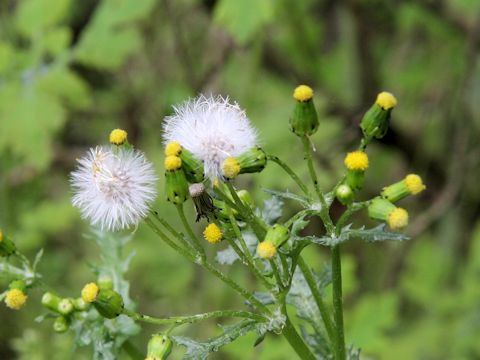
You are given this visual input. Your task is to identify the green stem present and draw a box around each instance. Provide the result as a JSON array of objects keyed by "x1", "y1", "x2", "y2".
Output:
[
  {"x1": 145, "y1": 217, "x2": 269, "y2": 313},
  {"x1": 332, "y1": 245, "x2": 346, "y2": 360},
  {"x1": 267, "y1": 154, "x2": 310, "y2": 196},
  {"x1": 150, "y1": 210, "x2": 196, "y2": 253},
  {"x1": 297, "y1": 256, "x2": 335, "y2": 348},
  {"x1": 282, "y1": 307, "x2": 317, "y2": 360},
  {"x1": 176, "y1": 204, "x2": 206, "y2": 258},
  {"x1": 123, "y1": 308, "x2": 267, "y2": 325},
  {"x1": 226, "y1": 206, "x2": 273, "y2": 291},
  {"x1": 301, "y1": 136, "x2": 335, "y2": 235}
]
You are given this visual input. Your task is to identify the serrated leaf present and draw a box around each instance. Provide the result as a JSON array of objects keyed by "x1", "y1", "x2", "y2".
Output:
[
  {"x1": 216, "y1": 246, "x2": 240, "y2": 265},
  {"x1": 340, "y1": 224, "x2": 410, "y2": 243},
  {"x1": 173, "y1": 320, "x2": 263, "y2": 359}
]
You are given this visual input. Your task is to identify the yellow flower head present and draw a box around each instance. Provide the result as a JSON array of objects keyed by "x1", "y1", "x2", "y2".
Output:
[
  {"x1": 5, "y1": 288, "x2": 27, "y2": 310},
  {"x1": 165, "y1": 141, "x2": 182, "y2": 157},
  {"x1": 109, "y1": 129, "x2": 128, "y2": 145},
  {"x1": 387, "y1": 207, "x2": 408, "y2": 230},
  {"x1": 203, "y1": 223, "x2": 222, "y2": 244},
  {"x1": 376, "y1": 92, "x2": 397, "y2": 110},
  {"x1": 164, "y1": 155, "x2": 182, "y2": 171},
  {"x1": 405, "y1": 174, "x2": 426, "y2": 195},
  {"x1": 222, "y1": 157, "x2": 240, "y2": 179},
  {"x1": 81, "y1": 282, "x2": 99, "y2": 303},
  {"x1": 257, "y1": 240, "x2": 277, "y2": 259},
  {"x1": 293, "y1": 85, "x2": 314, "y2": 102},
  {"x1": 344, "y1": 151, "x2": 369, "y2": 171}
]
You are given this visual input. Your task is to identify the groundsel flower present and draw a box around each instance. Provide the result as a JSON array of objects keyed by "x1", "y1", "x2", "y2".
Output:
[
  {"x1": 163, "y1": 95, "x2": 259, "y2": 181},
  {"x1": 70, "y1": 146, "x2": 157, "y2": 231}
]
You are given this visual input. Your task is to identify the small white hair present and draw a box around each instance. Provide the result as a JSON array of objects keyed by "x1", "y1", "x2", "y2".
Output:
[
  {"x1": 162, "y1": 95, "x2": 258, "y2": 180},
  {"x1": 70, "y1": 146, "x2": 157, "y2": 231}
]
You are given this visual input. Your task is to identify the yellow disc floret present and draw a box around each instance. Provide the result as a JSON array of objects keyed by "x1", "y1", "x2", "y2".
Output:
[
  {"x1": 222, "y1": 157, "x2": 240, "y2": 179},
  {"x1": 5, "y1": 288, "x2": 27, "y2": 310},
  {"x1": 165, "y1": 141, "x2": 182, "y2": 156},
  {"x1": 109, "y1": 129, "x2": 128, "y2": 145},
  {"x1": 387, "y1": 207, "x2": 408, "y2": 230},
  {"x1": 376, "y1": 92, "x2": 397, "y2": 110},
  {"x1": 344, "y1": 151, "x2": 369, "y2": 171},
  {"x1": 257, "y1": 240, "x2": 277, "y2": 259},
  {"x1": 293, "y1": 85, "x2": 314, "y2": 102},
  {"x1": 164, "y1": 155, "x2": 182, "y2": 171},
  {"x1": 405, "y1": 174, "x2": 426, "y2": 195},
  {"x1": 203, "y1": 223, "x2": 222, "y2": 244},
  {"x1": 81, "y1": 282, "x2": 99, "y2": 303}
]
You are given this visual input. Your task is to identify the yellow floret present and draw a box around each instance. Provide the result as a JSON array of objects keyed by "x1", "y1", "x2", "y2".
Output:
[
  {"x1": 376, "y1": 92, "x2": 397, "y2": 110},
  {"x1": 165, "y1": 141, "x2": 182, "y2": 156},
  {"x1": 387, "y1": 207, "x2": 408, "y2": 230},
  {"x1": 164, "y1": 155, "x2": 182, "y2": 171},
  {"x1": 81, "y1": 282, "x2": 99, "y2": 303},
  {"x1": 5, "y1": 288, "x2": 27, "y2": 310},
  {"x1": 109, "y1": 129, "x2": 128, "y2": 145},
  {"x1": 203, "y1": 223, "x2": 222, "y2": 244},
  {"x1": 257, "y1": 241, "x2": 277, "y2": 259},
  {"x1": 344, "y1": 151, "x2": 369, "y2": 171},
  {"x1": 405, "y1": 174, "x2": 426, "y2": 195},
  {"x1": 293, "y1": 85, "x2": 314, "y2": 102},
  {"x1": 222, "y1": 157, "x2": 240, "y2": 179}
]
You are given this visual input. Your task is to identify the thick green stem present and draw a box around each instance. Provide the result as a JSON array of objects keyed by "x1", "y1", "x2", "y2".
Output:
[
  {"x1": 297, "y1": 256, "x2": 335, "y2": 347},
  {"x1": 123, "y1": 308, "x2": 266, "y2": 325},
  {"x1": 332, "y1": 245, "x2": 346, "y2": 360},
  {"x1": 176, "y1": 204, "x2": 206, "y2": 258},
  {"x1": 267, "y1": 154, "x2": 310, "y2": 196},
  {"x1": 282, "y1": 308, "x2": 317, "y2": 360}
]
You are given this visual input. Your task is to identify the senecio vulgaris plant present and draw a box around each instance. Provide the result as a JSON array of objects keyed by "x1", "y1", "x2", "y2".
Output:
[{"x1": 1, "y1": 87, "x2": 426, "y2": 359}]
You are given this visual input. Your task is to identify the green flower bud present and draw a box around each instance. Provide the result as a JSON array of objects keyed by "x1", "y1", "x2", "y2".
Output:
[
  {"x1": 236, "y1": 147, "x2": 267, "y2": 175},
  {"x1": 236, "y1": 189, "x2": 254, "y2": 209},
  {"x1": 368, "y1": 197, "x2": 409, "y2": 230},
  {"x1": 290, "y1": 85, "x2": 319, "y2": 136},
  {"x1": 0, "y1": 230, "x2": 16, "y2": 257},
  {"x1": 98, "y1": 275, "x2": 113, "y2": 290},
  {"x1": 53, "y1": 316, "x2": 69, "y2": 333},
  {"x1": 9, "y1": 280, "x2": 26, "y2": 291},
  {"x1": 73, "y1": 297, "x2": 90, "y2": 311},
  {"x1": 164, "y1": 156, "x2": 189, "y2": 205},
  {"x1": 42, "y1": 293, "x2": 74, "y2": 315},
  {"x1": 147, "y1": 334, "x2": 173, "y2": 360},
  {"x1": 360, "y1": 92, "x2": 397, "y2": 142},
  {"x1": 345, "y1": 170, "x2": 365, "y2": 191},
  {"x1": 381, "y1": 174, "x2": 426, "y2": 203},
  {"x1": 93, "y1": 288, "x2": 124, "y2": 319},
  {"x1": 336, "y1": 184, "x2": 354, "y2": 205},
  {"x1": 265, "y1": 224, "x2": 290, "y2": 247},
  {"x1": 179, "y1": 148, "x2": 204, "y2": 183}
]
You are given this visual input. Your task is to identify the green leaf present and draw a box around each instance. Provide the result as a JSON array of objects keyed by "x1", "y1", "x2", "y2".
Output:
[
  {"x1": 173, "y1": 320, "x2": 264, "y2": 359},
  {"x1": 263, "y1": 188, "x2": 310, "y2": 207},
  {"x1": 340, "y1": 224, "x2": 410, "y2": 243},
  {"x1": 16, "y1": 0, "x2": 72, "y2": 37},
  {"x1": 259, "y1": 196, "x2": 284, "y2": 225},
  {"x1": 214, "y1": 0, "x2": 275, "y2": 44}
]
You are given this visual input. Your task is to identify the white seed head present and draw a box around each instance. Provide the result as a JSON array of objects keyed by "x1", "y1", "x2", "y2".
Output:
[
  {"x1": 189, "y1": 182, "x2": 205, "y2": 198},
  {"x1": 70, "y1": 146, "x2": 157, "y2": 231},
  {"x1": 163, "y1": 95, "x2": 258, "y2": 180}
]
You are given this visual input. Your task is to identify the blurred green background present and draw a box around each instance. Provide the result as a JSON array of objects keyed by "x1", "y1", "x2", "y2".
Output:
[{"x1": 1, "y1": 0, "x2": 480, "y2": 359}]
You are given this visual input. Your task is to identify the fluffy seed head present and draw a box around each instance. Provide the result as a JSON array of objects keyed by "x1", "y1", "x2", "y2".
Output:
[
  {"x1": 203, "y1": 223, "x2": 222, "y2": 244},
  {"x1": 222, "y1": 157, "x2": 240, "y2": 179},
  {"x1": 405, "y1": 174, "x2": 426, "y2": 195},
  {"x1": 109, "y1": 129, "x2": 128, "y2": 145},
  {"x1": 257, "y1": 241, "x2": 277, "y2": 259},
  {"x1": 165, "y1": 141, "x2": 182, "y2": 156},
  {"x1": 293, "y1": 85, "x2": 314, "y2": 102},
  {"x1": 5, "y1": 289, "x2": 27, "y2": 310},
  {"x1": 70, "y1": 146, "x2": 157, "y2": 231},
  {"x1": 387, "y1": 208, "x2": 409, "y2": 230},
  {"x1": 164, "y1": 155, "x2": 182, "y2": 171},
  {"x1": 344, "y1": 151, "x2": 369, "y2": 171},
  {"x1": 376, "y1": 92, "x2": 397, "y2": 110},
  {"x1": 189, "y1": 183, "x2": 205, "y2": 198},
  {"x1": 163, "y1": 95, "x2": 258, "y2": 181},
  {"x1": 81, "y1": 282, "x2": 99, "y2": 303}
]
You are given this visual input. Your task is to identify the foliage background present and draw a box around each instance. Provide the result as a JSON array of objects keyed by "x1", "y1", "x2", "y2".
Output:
[{"x1": 1, "y1": 0, "x2": 479, "y2": 358}]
